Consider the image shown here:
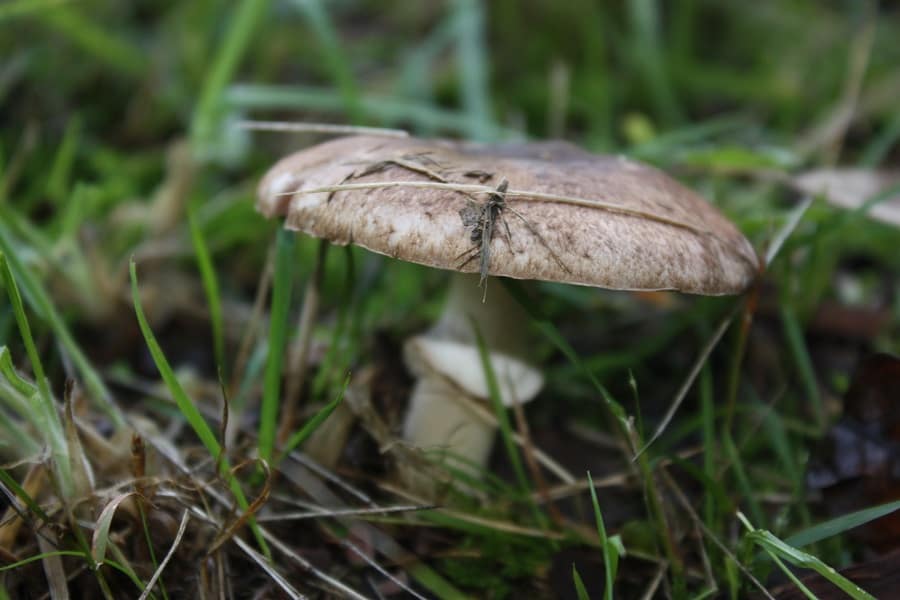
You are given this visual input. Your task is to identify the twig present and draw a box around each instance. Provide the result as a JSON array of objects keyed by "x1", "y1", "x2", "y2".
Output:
[{"x1": 634, "y1": 306, "x2": 738, "y2": 459}]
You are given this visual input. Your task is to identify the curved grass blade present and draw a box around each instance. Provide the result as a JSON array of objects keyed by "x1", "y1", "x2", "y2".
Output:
[
  {"x1": 192, "y1": 0, "x2": 270, "y2": 152},
  {"x1": 785, "y1": 499, "x2": 900, "y2": 549},
  {"x1": 187, "y1": 202, "x2": 225, "y2": 376},
  {"x1": 129, "y1": 259, "x2": 270, "y2": 559},
  {"x1": 276, "y1": 373, "x2": 347, "y2": 463},
  {"x1": 738, "y1": 512, "x2": 876, "y2": 600},
  {"x1": 572, "y1": 565, "x2": 590, "y2": 600},
  {"x1": 92, "y1": 492, "x2": 140, "y2": 566},
  {"x1": 587, "y1": 472, "x2": 621, "y2": 600}
]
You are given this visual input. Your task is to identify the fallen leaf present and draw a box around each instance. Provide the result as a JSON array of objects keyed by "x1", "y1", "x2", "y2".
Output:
[{"x1": 792, "y1": 168, "x2": 900, "y2": 227}]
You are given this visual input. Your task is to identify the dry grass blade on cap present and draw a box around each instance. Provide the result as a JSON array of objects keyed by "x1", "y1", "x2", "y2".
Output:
[
  {"x1": 279, "y1": 179, "x2": 716, "y2": 236},
  {"x1": 237, "y1": 120, "x2": 409, "y2": 138}
]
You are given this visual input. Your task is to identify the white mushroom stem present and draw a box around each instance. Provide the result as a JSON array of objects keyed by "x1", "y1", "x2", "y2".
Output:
[
  {"x1": 429, "y1": 272, "x2": 531, "y2": 353},
  {"x1": 403, "y1": 377, "x2": 497, "y2": 468},
  {"x1": 402, "y1": 274, "x2": 543, "y2": 470}
]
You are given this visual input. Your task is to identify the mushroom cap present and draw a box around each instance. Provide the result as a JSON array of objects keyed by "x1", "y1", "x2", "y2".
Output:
[
  {"x1": 404, "y1": 336, "x2": 544, "y2": 407},
  {"x1": 258, "y1": 136, "x2": 758, "y2": 294}
]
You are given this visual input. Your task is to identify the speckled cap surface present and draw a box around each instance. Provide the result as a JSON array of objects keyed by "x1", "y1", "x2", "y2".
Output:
[{"x1": 258, "y1": 135, "x2": 758, "y2": 294}]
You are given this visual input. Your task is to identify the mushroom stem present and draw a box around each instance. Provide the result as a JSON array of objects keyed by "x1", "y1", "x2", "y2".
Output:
[
  {"x1": 429, "y1": 273, "x2": 530, "y2": 354},
  {"x1": 402, "y1": 273, "x2": 540, "y2": 472},
  {"x1": 403, "y1": 376, "x2": 496, "y2": 468}
]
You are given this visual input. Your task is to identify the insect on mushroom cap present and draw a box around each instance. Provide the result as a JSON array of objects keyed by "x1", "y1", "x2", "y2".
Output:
[{"x1": 257, "y1": 135, "x2": 759, "y2": 295}]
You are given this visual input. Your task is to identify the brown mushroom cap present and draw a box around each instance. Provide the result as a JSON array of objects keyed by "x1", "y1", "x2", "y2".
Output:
[{"x1": 258, "y1": 135, "x2": 758, "y2": 294}]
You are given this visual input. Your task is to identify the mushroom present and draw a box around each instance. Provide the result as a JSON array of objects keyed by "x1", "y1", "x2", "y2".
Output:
[{"x1": 256, "y1": 135, "x2": 758, "y2": 472}]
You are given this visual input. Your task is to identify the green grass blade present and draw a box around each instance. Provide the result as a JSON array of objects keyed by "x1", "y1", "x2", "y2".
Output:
[
  {"x1": 722, "y1": 432, "x2": 764, "y2": 528},
  {"x1": 501, "y1": 279, "x2": 628, "y2": 424},
  {"x1": 0, "y1": 225, "x2": 124, "y2": 427},
  {"x1": 46, "y1": 115, "x2": 81, "y2": 201},
  {"x1": 288, "y1": 0, "x2": 362, "y2": 122},
  {"x1": 780, "y1": 305, "x2": 825, "y2": 433},
  {"x1": 766, "y1": 551, "x2": 818, "y2": 600},
  {"x1": 860, "y1": 110, "x2": 900, "y2": 166},
  {"x1": 311, "y1": 245, "x2": 354, "y2": 401},
  {"x1": 129, "y1": 259, "x2": 271, "y2": 559},
  {"x1": 0, "y1": 346, "x2": 37, "y2": 398},
  {"x1": 0, "y1": 399, "x2": 40, "y2": 456},
  {"x1": 572, "y1": 564, "x2": 591, "y2": 600},
  {"x1": 37, "y1": 6, "x2": 146, "y2": 76},
  {"x1": 0, "y1": 256, "x2": 72, "y2": 497},
  {"x1": 0, "y1": 0, "x2": 66, "y2": 20},
  {"x1": 0, "y1": 468, "x2": 51, "y2": 523},
  {"x1": 0, "y1": 350, "x2": 71, "y2": 497},
  {"x1": 397, "y1": 17, "x2": 457, "y2": 127},
  {"x1": 0, "y1": 550, "x2": 89, "y2": 572},
  {"x1": 739, "y1": 514, "x2": 876, "y2": 600},
  {"x1": 626, "y1": 0, "x2": 682, "y2": 125},
  {"x1": 276, "y1": 374, "x2": 348, "y2": 462},
  {"x1": 452, "y1": 0, "x2": 493, "y2": 140},
  {"x1": 587, "y1": 472, "x2": 619, "y2": 600},
  {"x1": 785, "y1": 500, "x2": 900, "y2": 549},
  {"x1": 700, "y1": 367, "x2": 718, "y2": 531},
  {"x1": 470, "y1": 319, "x2": 547, "y2": 529},
  {"x1": 130, "y1": 260, "x2": 221, "y2": 456},
  {"x1": 192, "y1": 0, "x2": 270, "y2": 153},
  {"x1": 1, "y1": 251, "x2": 53, "y2": 405},
  {"x1": 187, "y1": 202, "x2": 226, "y2": 376},
  {"x1": 406, "y1": 561, "x2": 469, "y2": 600},
  {"x1": 258, "y1": 228, "x2": 295, "y2": 463},
  {"x1": 137, "y1": 502, "x2": 167, "y2": 600},
  {"x1": 755, "y1": 400, "x2": 811, "y2": 531},
  {"x1": 471, "y1": 320, "x2": 529, "y2": 491}
]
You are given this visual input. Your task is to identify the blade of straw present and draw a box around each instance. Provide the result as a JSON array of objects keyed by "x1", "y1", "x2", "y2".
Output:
[
  {"x1": 279, "y1": 180, "x2": 714, "y2": 236},
  {"x1": 236, "y1": 120, "x2": 409, "y2": 138}
]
